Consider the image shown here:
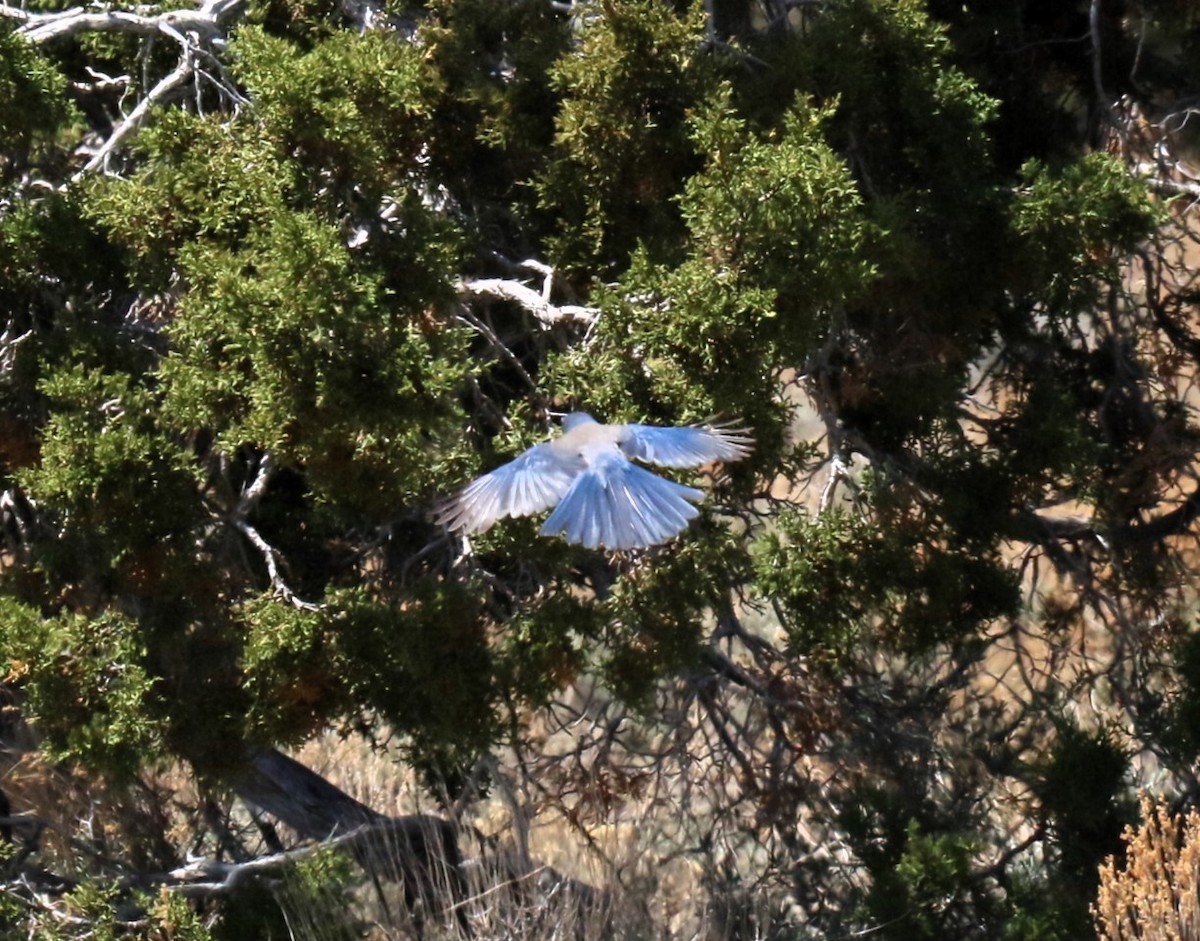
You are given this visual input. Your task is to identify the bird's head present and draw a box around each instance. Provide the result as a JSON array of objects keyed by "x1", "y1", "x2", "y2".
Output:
[{"x1": 561, "y1": 412, "x2": 598, "y2": 434}]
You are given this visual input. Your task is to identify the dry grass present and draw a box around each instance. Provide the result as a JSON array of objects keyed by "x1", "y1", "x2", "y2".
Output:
[
  {"x1": 0, "y1": 747, "x2": 193, "y2": 877},
  {"x1": 291, "y1": 726, "x2": 799, "y2": 940},
  {"x1": 1094, "y1": 795, "x2": 1200, "y2": 941},
  {"x1": 293, "y1": 733, "x2": 631, "y2": 939}
]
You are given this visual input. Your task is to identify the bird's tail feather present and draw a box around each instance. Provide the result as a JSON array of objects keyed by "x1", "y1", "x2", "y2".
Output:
[{"x1": 541, "y1": 460, "x2": 703, "y2": 550}]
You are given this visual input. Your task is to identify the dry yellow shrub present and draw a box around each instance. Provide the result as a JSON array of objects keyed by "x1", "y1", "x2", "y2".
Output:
[{"x1": 1094, "y1": 795, "x2": 1200, "y2": 941}]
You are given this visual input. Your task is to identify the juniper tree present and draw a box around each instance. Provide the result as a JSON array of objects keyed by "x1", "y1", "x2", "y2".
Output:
[{"x1": 2, "y1": 0, "x2": 1200, "y2": 938}]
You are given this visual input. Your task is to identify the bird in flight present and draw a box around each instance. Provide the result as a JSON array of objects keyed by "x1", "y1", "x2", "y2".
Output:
[{"x1": 437, "y1": 412, "x2": 753, "y2": 550}]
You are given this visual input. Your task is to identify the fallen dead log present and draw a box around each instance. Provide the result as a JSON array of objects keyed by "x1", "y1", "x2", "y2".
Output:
[{"x1": 230, "y1": 748, "x2": 472, "y2": 937}]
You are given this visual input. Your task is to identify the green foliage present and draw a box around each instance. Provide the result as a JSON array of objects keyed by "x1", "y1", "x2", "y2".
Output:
[
  {"x1": 21, "y1": 367, "x2": 201, "y2": 590},
  {"x1": 51, "y1": 883, "x2": 124, "y2": 940},
  {"x1": 1011, "y1": 154, "x2": 1159, "y2": 314},
  {"x1": 857, "y1": 820, "x2": 983, "y2": 941},
  {"x1": 1162, "y1": 631, "x2": 1200, "y2": 763},
  {"x1": 0, "y1": 194, "x2": 131, "y2": 398},
  {"x1": 1003, "y1": 865, "x2": 1095, "y2": 941},
  {"x1": 599, "y1": 530, "x2": 750, "y2": 704},
  {"x1": 146, "y1": 890, "x2": 216, "y2": 941},
  {"x1": 239, "y1": 595, "x2": 346, "y2": 745},
  {"x1": 245, "y1": 847, "x2": 358, "y2": 941},
  {"x1": 83, "y1": 110, "x2": 296, "y2": 284},
  {"x1": 0, "y1": 30, "x2": 75, "y2": 178},
  {"x1": 958, "y1": 373, "x2": 1103, "y2": 527},
  {"x1": 544, "y1": 84, "x2": 873, "y2": 445},
  {"x1": 754, "y1": 511, "x2": 879, "y2": 664},
  {"x1": 739, "y1": 0, "x2": 1009, "y2": 322},
  {"x1": 329, "y1": 584, "x2": 499, "y2": 785},
  {"x1": 808, "y1": 0, "x2": 1002, "y2": 231},
  {"x1": 231, "y1": 26, "x2": 436, "y2": 198},
  {"x1": 422, "y1": 0, "x2": 569, "y2": 220},
  {"x1": 539, "y1": 0, "x2": 712, "y2": 268},
  {"x1": 0, "y1": 599, "x2": 166, "y2": 779},
  {"x1": 1033, "y1": 721, "x2": 1135, "y2": 894},
  {"x1": 81, "y1": 55, "x2": 470, "y2": 509},
  {"x1": 682, "y1": 91, "x2": 873, "y2": 338},
  {"x1": 542, "y1": 273, "x2": 783, "y2": 455},
  {"x1": 754, "y1": 510, "x2": 1018, "y2": 664},
  {"x1": 494, "y1": 592, "x2": 598, "y2": 706},
  {"x1": 212, "y1": 847, "x2": 357, "y2": 941},
  {"x1": 162, "y1": 210, "x2": 464, "y2": 506}
]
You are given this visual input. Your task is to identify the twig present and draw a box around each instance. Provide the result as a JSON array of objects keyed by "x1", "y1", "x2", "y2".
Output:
[
  {"x1": 233, "y1": 519, "x2": 322, "y2": 611},
  {"x1": 454, "y1": 307, "x2": 538, "y2": 390}
]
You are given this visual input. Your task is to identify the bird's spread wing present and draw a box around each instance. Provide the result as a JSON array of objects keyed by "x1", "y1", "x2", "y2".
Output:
[
  {"x1": 617, "y1": 422, "x2": 753, "y2": 468},
  {"x1": 540, "y1": 450, "x2": 704, "y2": 550},
  {"x1": 436, "y1": 442, "x2": 582, "y2": 533}
]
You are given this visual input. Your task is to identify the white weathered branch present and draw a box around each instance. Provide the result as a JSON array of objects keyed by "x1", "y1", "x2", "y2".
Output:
[
  {"x1": 12, "y1": 0, "x2": 243, "y2": 45},
  {"x1": 72, "y1": 66, "x2": 131, "y2": 94},
  {"x1": 110, "y1": 823, "x2": 382, "y2": 898},
  {"x1": 0, "y1": 324, "x2": 34, "y2": 377},
  {"x1": 8, "y1": 0, "x2": 246, "y2": 179},
  {"x1": 234, "y1": 518, "x2": 324, "y2": 612},
  {"x1": 457, "y1": 277, "x2": 600, "y2": 327},
  {"x1": 163, "y1": 833, "x2": 339, "y2": 894},
  {"x1": 237, "y1": 452, "x2": 276, "y2": 516},
  {"x1": 232, "y1": 454, "x2": 323, "y2": 612},
  {"x1": 1132, "y1": 162, "x2": 1200, "y2": 200},
  {"x1": 73, "y1": 57, "x2": 194, "y2": 180},
  {"x1": 818, "y1": 453, "x2": 855, "y2": 512}
]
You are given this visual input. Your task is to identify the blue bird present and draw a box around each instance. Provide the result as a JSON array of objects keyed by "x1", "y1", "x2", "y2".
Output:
[{"x1": 437, "y1": 413, "x2": 753, "y2": 550}]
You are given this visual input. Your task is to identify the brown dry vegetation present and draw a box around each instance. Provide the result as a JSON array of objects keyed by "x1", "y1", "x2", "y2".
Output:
[{"x1": 1095, "y1": 795, "x2": 1200, "y2": 941}]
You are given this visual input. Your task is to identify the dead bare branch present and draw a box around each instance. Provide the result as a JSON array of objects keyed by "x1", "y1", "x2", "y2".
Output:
[
  {"x1": 73, "y1": 57, "x2": 195, "y2": 180},
  {"x1": 231, "y1": 454, "x2": 323, "y2": 611},
  {"x1": 458, "y1": 277, "x2": 600, "y2": 328},
  {"x1": 12, "y1": 0, "x2": 243, "y2": 45}
]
